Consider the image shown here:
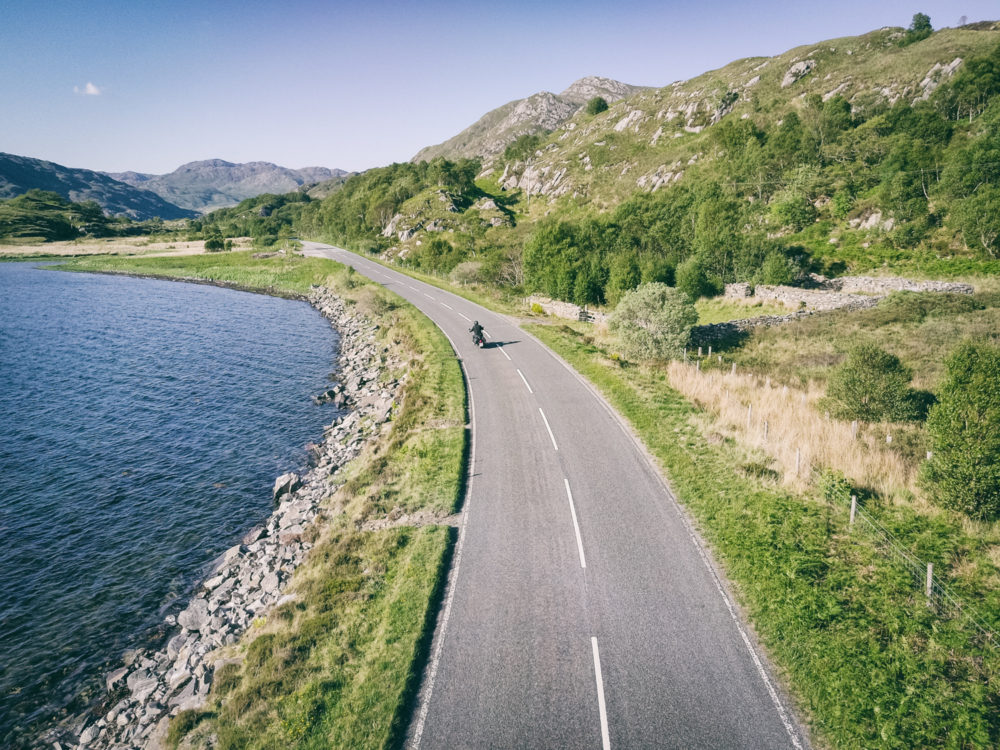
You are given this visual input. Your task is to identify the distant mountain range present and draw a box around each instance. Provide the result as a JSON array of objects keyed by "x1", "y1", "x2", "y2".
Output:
[
  {"x1": 0, "y1": 152, "x2": 196, "y2": 221},
  {"x1": 411, "y1": 76, "x2": 647, "y2": 163},
  {"x1": 106, "y1": 160, "x2": 351, "y2": 213}
]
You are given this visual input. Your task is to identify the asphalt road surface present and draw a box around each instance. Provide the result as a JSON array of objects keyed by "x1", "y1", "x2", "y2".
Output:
[{"x1": 301, "y1": 241, "x2": 808, "y2": 750}]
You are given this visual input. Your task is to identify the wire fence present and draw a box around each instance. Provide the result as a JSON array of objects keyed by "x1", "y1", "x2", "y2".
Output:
[{"x1": 678, "y1": 352, "x2": 999, "y2": 648}]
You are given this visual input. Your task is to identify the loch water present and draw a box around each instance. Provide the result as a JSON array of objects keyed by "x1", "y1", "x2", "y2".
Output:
[{"x1": 0, "y1": 263, "x2": 341, "y2": 745}]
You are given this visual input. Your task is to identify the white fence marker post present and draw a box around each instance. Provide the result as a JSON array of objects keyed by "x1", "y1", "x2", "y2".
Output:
[
  {"x1": 731, "y1": 362, "x2": 736, "y2": 376},
  {"x1": 696, "y1": 359, "x2": 701, "y2": 372},
  {"x1": 698, "y1": 346, "x2": 703, "y2": 357},
  {"x1": 926, "y1": 563, "x2": 933, "y2": 606},
  {"x1": 852, "y1": 420, "x2": 858, "y2": 439},
  {"x1": 850, "y1": 495, "x2": 857, "y2": 526},
  {"x1": 708, "y1": 345, "x2": 712, "y2": 357},
  {"x1": 746, "y1": 404, "x2": 752, "y2": 430}
]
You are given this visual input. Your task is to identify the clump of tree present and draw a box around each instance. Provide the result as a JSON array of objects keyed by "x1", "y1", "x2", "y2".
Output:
[
  {"x1": 609, "y1": 282, "x2": 698, "y2": 360},
  {"x1": 899, "y1": 13, "x2": 932, "y2": 47},
  {"x1": 823, "y1": 343, "x2": 927, "y2": 422},
  {"x1": 0, "y1": 190, "x2": 143, "y2": 241},
  {"x1": 503, "y1": 132, "x2": 548, "y2": 162},
  {"x1": 585, "y1": 97, "x2": 609, "y2": 115},
  {"x1": 922, "y1": 341, "x2": 1000, "y2": 520},
  {"x1": 295, "y1": 157, "x2": 480, "y2": 248}
]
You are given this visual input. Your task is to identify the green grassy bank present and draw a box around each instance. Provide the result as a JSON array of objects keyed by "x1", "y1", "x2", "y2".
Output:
[
  {"x1": 528, "y1": 322, "x2": 999, "y2": 749},
  {"x1": 59, "y1": 252, "x2": 467, "y2": 749}
]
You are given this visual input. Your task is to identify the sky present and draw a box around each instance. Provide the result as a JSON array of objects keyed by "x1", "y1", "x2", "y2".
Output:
[{"x1": 2, "y1": 0, "x2": 997, "y2": 174}]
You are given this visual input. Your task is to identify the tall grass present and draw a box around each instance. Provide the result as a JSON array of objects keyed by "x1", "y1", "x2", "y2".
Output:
[{"x1": 668, "y1": 361, "x2": 917, "y2": 499}]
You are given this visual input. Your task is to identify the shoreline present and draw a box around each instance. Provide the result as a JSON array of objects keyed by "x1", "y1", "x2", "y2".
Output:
[{"x1": 44, "y1": 281, "x2": 402, "y2": 749}]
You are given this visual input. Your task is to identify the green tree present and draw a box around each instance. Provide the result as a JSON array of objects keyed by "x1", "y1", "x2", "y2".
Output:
[
  {"x1": 950, "y1": 185, "x2": 1000, "y2": 258},
  {"x1": 757, "y1": 250, "x2": 796, "y2": 285},
  {"x1": 675, "y1": 255, "x2": 717, "y2": 301},
  {"x1": 609, "y1": 282, "x2": 698, "y2": 360},
  {"x1": 585, "y1": 97, "x2": 609, "y2": 115},
  {"x1": 204, "y1": 233, "x2": 225, "y2": 251},
  {"x1": 922, "y1": 342, "x2": 1000, "y2": 520},
  {"x1": 824, "y1": 343, "x2": 923, "y2": 422},
  {"x1": 899, "y1": 13, "x2": 932, "y2": 46}
]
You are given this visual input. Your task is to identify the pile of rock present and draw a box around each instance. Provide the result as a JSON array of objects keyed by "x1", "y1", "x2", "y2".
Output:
[{"x1": 55, "y1": 286, "x2": 403, "y2": 749}]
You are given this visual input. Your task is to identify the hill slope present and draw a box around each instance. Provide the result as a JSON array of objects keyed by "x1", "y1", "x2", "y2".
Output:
[
  {"x1": 108, "y1": 160, "x2": 350, "y2": 213},
  {"x1": 411, "y1": 76, "x2": 645, "y2": 163},
  {"x1": 0, "y1": 153, "x2": 194, "y2": 221}
]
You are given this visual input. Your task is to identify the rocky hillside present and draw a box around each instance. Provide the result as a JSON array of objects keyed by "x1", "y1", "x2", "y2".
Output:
[
  {"x1": 0, "y1": 153, "x2": 194, "y2": 221},
  {"x1": 494, "y1": 25, "x2": 1000, "y2": 208},
  {"x1": 411, "y1": 76, "x2": 645, "y2": 163},
  {"x1": 107, "y1": 160, "x2": 350, "y2": 213}
]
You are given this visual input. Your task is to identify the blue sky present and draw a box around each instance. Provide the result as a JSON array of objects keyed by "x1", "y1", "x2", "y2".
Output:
[{"x1": 2, "y1": 0, "x2": 997, "y2": 174}]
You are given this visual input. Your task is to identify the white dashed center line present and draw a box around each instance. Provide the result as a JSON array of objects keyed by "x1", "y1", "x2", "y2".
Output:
[
  {"x1": 499, "y1": 346, "x2": 511, "y2": 361},
  {"x1": 458, "y1": 312, "x2": 471, "y2": 322},
  {"x1": 564, "y1": 479, "x2": 587, "y2": 569},
  {"x1": 592, "y1": 638, "x2": 611, "y2": 750},
  {"x1": 441, "y1": 302, "x2": 453, "y2": 310},
  {"x1": 538, "y1": 408, "x2": 558, "y2": 451},
  {"x1": 517, "y1": 369, "x2": 533, "y2": 394}
]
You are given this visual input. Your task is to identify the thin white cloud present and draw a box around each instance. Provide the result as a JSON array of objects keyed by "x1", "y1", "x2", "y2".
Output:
[{"x1": 73, "y1": 82, "x2": 102, "y2": 96}]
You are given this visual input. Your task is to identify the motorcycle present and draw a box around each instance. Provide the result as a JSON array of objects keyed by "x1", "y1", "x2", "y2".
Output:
[{"x1": 471, "y1": 330, "x2": 486, "y2": 348}]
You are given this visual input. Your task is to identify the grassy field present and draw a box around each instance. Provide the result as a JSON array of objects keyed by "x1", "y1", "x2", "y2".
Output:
[
  {"x1": 527, "y1": 321, "x2": 999, "y2": 749},
  {"x1": 59, "y1": 252, "x2": 467, "y2": 750},
  {"x1": 0, "y1": 236, "x2": 253, "y2": 259}
]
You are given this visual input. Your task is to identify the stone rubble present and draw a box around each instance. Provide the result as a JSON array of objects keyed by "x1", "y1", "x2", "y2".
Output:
[{"x1": 49, "y1": 285, "x2": 403, "y2": 750}]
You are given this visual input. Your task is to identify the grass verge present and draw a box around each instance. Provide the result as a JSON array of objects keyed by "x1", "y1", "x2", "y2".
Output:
[
  {"x1": 58, "y1": 251, "x2": 467, "y2": 749},
  {"x1": 527, "y1": 322, "x2": 999, "y2": 749}
]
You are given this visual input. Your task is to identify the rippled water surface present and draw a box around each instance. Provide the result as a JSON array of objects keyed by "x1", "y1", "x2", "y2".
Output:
[{"x1": 0, "y1": 264, "x2": 340, "y2": 745}]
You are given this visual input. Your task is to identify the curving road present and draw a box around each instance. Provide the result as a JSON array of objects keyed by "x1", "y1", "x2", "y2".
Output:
[{"x1": 301, "y1": 242, "x2": 808, "y2": 750}]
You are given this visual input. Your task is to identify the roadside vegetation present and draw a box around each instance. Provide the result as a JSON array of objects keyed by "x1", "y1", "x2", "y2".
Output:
[
  {"x1": 59, "y1": 252, "x2": 467, "y2": 749},
  {"x1": 528, "y1": 320, "x2": 999, "y2": 749}
]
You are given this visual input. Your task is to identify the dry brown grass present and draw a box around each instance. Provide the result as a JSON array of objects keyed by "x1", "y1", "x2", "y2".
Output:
[
  {"x1": 667, "y1": 360, "x2": 918, "y2": 499},
  {"x1": 0, "y1": 236, "x2": 252, "y2": 257}
]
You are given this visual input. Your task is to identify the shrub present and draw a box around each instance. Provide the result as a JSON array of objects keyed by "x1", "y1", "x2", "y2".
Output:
[
  {"x1": 757, "y1": 250, "x2": 796, "y2": 285},
  {"x1": 609, "y1": 282, "x2": 698, "y2": 361},
  {"x1": 922, "y1": 341, "x2": 1000, "y2": 520},
  {"x1": 204, "y1": 234, "x2": 225, "y2": 251},
  {"x1": 675, "y1": 255, "x2": 719, "y2": 301},
  {"x1": 824, "y1": 343, "x2": 923, "y2": 422},
  {"x1": 449, "y1": 261, "x2": 485, "y2": 285},
  {"x1": 585, "y1": 96, "x2": 609, "y2": 115}
]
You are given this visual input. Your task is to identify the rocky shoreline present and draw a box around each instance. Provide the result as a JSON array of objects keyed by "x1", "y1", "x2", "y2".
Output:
[{"x1": 46, "y1": 285, "x2": 402, "y2": 749}]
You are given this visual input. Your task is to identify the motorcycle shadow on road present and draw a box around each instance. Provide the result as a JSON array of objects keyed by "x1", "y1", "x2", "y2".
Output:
[{"x1": 481, "y1": 339, "x2": 520, "y2": 350}]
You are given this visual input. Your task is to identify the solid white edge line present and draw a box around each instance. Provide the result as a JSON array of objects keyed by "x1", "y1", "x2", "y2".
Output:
[
  {"x1": 538, "y1": 408, "x2": 558, "y2": 451},
  {"x1": 499, "y1": 346, "x2": 511, "y2": 361},
  {"x1": 517, "y1": 369, "x2": 533, "y2": 394},
  {"x1": 564, "y1": 479, "x2": 587, "y2": 568},
  {"x1": 592, "y1": 637, "x2": 611, "y2": 750},
  {"x1": 409, "y1": 328, "x2": 476, "y2": 750}
]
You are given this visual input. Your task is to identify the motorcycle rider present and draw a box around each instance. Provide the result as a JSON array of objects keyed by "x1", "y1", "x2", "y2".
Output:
[{"x1": 470, "y1": 320, "x2": 485, "y2": 345}]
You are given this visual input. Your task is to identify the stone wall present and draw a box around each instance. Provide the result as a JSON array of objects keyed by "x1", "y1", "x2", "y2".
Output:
[
  {"x1": 54, "y1": 287, "x2": 402, "y2": 750},
  {"x1": 527, "y1": 295, "x2": 609, "y2": 326}
]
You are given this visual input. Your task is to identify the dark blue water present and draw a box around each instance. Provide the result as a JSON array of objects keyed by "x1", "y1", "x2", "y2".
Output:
[{"x1": 0, "y1": 263, "x2": 340, "y2": 745}]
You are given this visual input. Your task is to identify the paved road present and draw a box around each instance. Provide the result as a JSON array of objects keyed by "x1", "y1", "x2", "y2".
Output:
[{"x1": 301, "y1": 242, "x2": 807, "y2": 750}]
